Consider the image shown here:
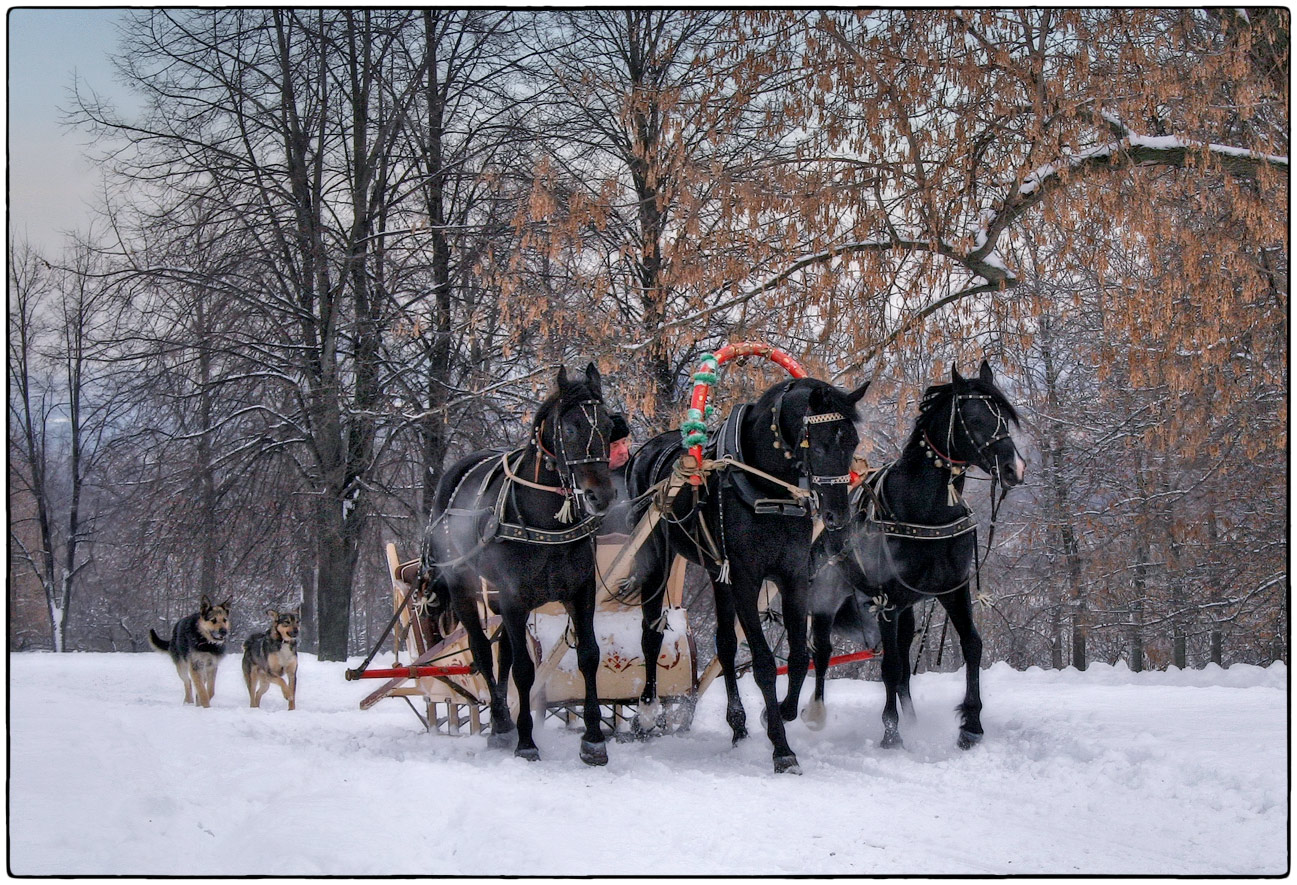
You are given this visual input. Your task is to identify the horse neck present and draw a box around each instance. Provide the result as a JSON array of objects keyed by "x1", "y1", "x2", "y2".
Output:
[
  {"x1": 740, "y1": 400, "x2": 803, "y2": 483},
  {"x1": 523, "y1": 416, "x2": 568, "y2": 485},
  {"x1": 887, "y1": 425, "x2": 967, "y2": 522}
]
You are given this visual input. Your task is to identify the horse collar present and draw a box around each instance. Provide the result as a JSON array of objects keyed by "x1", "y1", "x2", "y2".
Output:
[{"x1": 920, "y1": 431, "x2": 966, "y2": 473}]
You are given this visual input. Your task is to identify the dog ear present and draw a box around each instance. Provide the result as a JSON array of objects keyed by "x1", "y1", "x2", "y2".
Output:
[
  {"x1": 200, "y1": 594, "x2": 212, "y2": 614},
  {"x1": 267, "y1": 608, "x2": 279, "y2": 621},
  {"x1": 220, "y1": 597, "x2": 233, "y2": 611}
]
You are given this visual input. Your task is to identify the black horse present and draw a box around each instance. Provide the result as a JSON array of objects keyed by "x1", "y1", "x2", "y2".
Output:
[
  {"x1": 420, "y1": 364, "x2": 617, "y2": 765},
  {"x1": 800, "y1": 361, "x2": 1024, "y2": 751},
  {"x1": 624, "y1": 375, "x2": 868, "y2": 774}
]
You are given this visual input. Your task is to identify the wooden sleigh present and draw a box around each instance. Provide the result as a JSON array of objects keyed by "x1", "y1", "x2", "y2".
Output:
[{"x1": 352, "y1": 537, "x2": 699, "y2": 737}]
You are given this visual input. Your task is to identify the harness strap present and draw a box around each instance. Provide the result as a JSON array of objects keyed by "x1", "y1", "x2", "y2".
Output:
[
  {"x1": 865, "y1": 513, "x2": 978, "y2": 540},
  {"x1": 500, "y1": 450, "x2": 567, "y2": 496},
  {"x1": 713, "y1": 405, "x2": 815, "y2": 517},
  {"x1": 493, "y1": 516, "x2": 603, "y2": 545}
]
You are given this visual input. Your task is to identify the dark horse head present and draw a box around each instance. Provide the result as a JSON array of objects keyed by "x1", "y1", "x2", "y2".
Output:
[
  {"x1": 532, "y1": 362, "x2": 618, "y2": 515},
  {"x1": 915, "y1": 360, "x2": 1025, "y2": 488},
  {"x1": 746, "y1": 377, "x2": 870, "y2": 534}
]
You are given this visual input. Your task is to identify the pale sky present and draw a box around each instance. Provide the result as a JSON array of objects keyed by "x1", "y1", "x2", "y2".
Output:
[{"x1": 8, "y1": 7, "x2": 132, "y2": 253}]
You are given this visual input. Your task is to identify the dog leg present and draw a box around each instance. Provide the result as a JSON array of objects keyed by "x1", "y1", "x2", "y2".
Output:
[
  {"x1": 286, "y1": 663, "x2": 297, "y2": 711},
  {"x1": 190, "y1": 663, "x2": 211, "y2": 708},
  {"x1": 176, "y1": 660, "x2": 194, "y2": 704},
  {"x1": 253, "y1": 672, "x2": 270, "y2": 706},
  {"x1": 204, "y1": 665, "x2": 218, "y2": 706},
  {"x1": 265, "y1": 673, "x2": 292, "y2": 708}
]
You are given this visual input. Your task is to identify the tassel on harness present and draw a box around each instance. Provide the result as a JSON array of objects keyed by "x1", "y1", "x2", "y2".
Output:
[
  {"x1": 717, "y1": 559, "x2": 731, "y2": 584},
  {"x1": 555, "y1": 496, "x2": 574, "y2": 524}
]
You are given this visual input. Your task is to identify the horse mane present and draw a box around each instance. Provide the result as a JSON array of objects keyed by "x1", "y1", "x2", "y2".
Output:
[
  {"x1": 915, "y1": 376, "x2": 1020, "y2": 438},
  {"x1": 753, "y1": 377, "x2": 863, "y2": 423}
]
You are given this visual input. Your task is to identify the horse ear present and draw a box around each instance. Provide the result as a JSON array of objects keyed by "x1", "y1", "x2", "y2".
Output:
[
  {"x1": 584, "y1": 362, "x2": 603, "y2": 398},
  {"x1": 978, "y1": 359, "x2": 994, "y2": 384},
  {"x1": 951, "y1": 365, "x2": 965, "y2": 385},
  {"x1": 846, "y1": 380, "x2": 870, "y2": 404},
  {"x1": 556, "y1": 364, "x2": 570, "y2": 389}
]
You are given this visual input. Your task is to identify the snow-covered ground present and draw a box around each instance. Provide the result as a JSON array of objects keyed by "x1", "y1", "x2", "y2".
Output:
[{"x1": 8, "y1": 651, "x2": 1287, "y2": 876}]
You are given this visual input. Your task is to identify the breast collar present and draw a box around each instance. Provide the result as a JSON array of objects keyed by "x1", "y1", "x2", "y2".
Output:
[{"x1": 853, "y1": 463, "x2": 977, "y2": 541}]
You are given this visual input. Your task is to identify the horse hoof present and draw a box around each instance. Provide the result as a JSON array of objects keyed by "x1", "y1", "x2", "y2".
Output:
[
  {"x1": 487, "y1": 731, "x2": 514, "y2": 750},
  {"x1": 730, "y1": 726, "x2": 748, "y2": 746},
  {"x1": 779, "y1": 701, "x2": 799, "y2": 723},
  {"x1": 773, "y1": 754, "x2": 802, "y2": 775},
  {"x1": 801, "y1": 700, "x2": 826, "y2": 731},
  {"x1": 580, "y1": 739, "x2": 609, "y2": 767},
  {"x1": 880, "y1": 732, "x2": 904, "y2": 750},
  {"x1": 514, "y1": 746, "x2": 541, "y2": 762},
  {"x1": 634, "y1": 700, "x2": 662, "y2": 734},
  {"x1": 958, "y1": 729, "x2": 983, "y2": 750}
]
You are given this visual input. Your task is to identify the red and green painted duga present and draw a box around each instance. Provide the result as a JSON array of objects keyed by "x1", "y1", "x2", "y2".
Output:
[{"x1": 680, "y1": 341, "x2": 809, "y2": 483}]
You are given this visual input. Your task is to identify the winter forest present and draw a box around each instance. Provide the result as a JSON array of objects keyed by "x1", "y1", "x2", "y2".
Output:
[{"x1": 8, "y1": 9, "x2": 1288, "y2": 671}]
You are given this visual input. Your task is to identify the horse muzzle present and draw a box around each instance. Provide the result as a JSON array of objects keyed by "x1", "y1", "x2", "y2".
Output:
[
  {"x1": 571, "y1": 463, "x2": 616, "y2": 515},
  {"x1": 997, "y1": 451, "x2": 1026, "y2": 488}
]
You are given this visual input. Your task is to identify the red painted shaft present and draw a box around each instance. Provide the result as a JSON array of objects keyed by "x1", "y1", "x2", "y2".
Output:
[
  {"x1": 775, "y1": 648, "x2": 876, "y2": 676},
  {"x1": 352, "y1": 664, "x2": 473, "y2": 680}
]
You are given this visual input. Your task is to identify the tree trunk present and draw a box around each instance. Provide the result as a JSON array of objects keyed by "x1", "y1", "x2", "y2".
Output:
[{"x1": 315, "y1": 495, "x2": 362, "y2": 660}]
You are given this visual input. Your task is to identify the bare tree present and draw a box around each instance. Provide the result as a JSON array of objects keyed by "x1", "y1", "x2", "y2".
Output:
[{"x1": 8, "y1": 242, "x2": 122, "y2": 650}]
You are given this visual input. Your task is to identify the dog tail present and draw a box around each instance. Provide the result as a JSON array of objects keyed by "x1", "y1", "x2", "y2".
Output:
[{"x1": 148, "y1": 628, "x2": 170, "y2": 653}]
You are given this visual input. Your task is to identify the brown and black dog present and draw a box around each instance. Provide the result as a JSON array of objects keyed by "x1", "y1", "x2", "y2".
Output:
[
  {"x1": 149, "y1": 595, "x2": 233, "y2": 707},
  {"x1": 242, "y1": 609, "x2": 300, "y2": 710}
]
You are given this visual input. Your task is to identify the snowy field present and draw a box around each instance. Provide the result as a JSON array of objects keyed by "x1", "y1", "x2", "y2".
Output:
[{"x1": 8, "y1": 650, "x2": 1287, "y2": 876}]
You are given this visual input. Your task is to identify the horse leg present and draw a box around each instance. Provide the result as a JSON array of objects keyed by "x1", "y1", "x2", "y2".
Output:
[
  {"x1": 896, "y1": 605, "x2": 917, "y2": 723},
  {"x1": 634, "y1": 536, "x2": 669, "y2": 734},
  {"x1": 733, "y1": 587, "x2": 801, "y2": 774},
  {"x1": 878, "y1": 610, "x2": 906, "y2": 749},
  {"x1": 939, "y1": 588, "x2": 984, "y2": 749},
  {"x1": 501, "y1": 603, "x2": 541, "y2": 761},
  {"x1": 801, "y1": 610, "x2": 833, "y2": 731},
  {"x1": 712, "y1": 583, "x2": 747, "y2": 744},
  {"x1": 778, "y1": 580, "x2": 810, "y2": 723},
  {"x1": 454, "y1": 591, "x2": 513, "y2": 747},
  {"x1": 569, "y1": 590, "x2": 608, "y2": 766}
]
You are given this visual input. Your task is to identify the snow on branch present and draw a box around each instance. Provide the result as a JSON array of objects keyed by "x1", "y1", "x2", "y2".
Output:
[{"x1": 975, "y1": 116, "x2": 1289, "y2": 266}]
